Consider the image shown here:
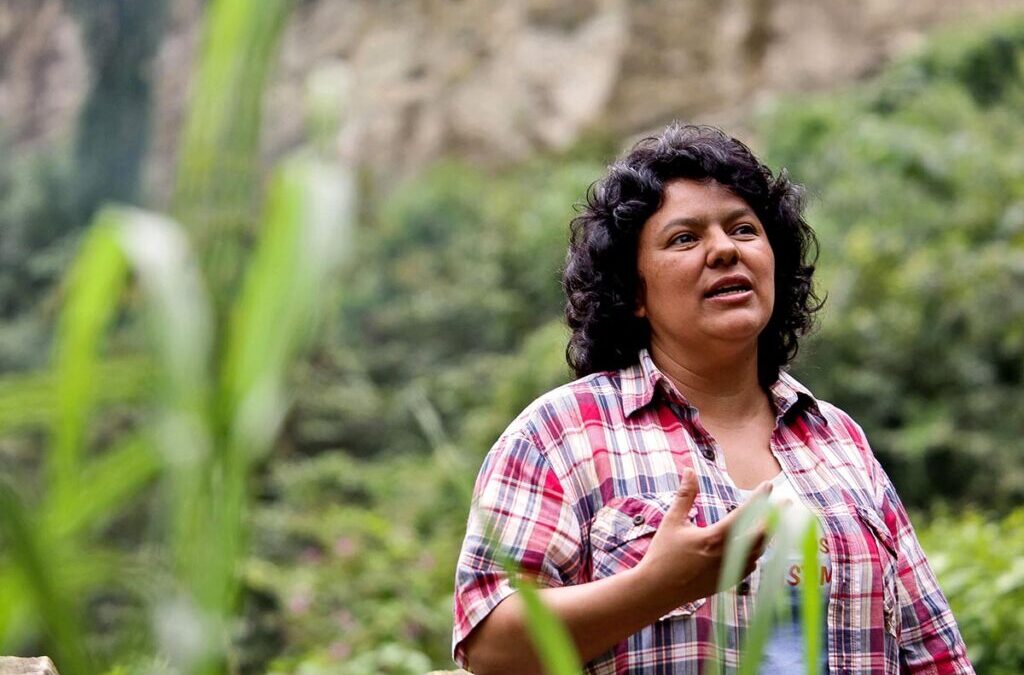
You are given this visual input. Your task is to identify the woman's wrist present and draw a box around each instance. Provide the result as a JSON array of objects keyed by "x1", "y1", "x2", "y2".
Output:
[{"x1": 631, "y1": 557, "x2": 695, "y2": 619}]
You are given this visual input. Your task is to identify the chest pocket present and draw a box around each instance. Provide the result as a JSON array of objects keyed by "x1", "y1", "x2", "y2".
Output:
[{"x1": 588, "y1": 492, "x2": 706, "y2": 619}]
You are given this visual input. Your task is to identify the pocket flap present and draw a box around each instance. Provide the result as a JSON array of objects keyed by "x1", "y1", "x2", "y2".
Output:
[
  {"x1": 588, "y1": 492, "x2": 705, "y2": 620},
  {"x1": 854, "y1": 504, "x2": 898, "y2": 559},
  {"x1": 590, "y1": 493, "x2": 679, "y2": 552}
]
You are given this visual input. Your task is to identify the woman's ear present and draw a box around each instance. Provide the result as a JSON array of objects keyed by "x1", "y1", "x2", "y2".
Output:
[{"x1": 634, "y1": 278, "x2": 647, "y2": 318}]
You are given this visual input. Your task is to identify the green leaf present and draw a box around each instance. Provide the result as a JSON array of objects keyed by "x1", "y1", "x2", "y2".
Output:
[
  {"x1": 0, "y1": 481, "x2": 92, "y2": 675},
  {"x1": 0, "y1": 357, "x2": 153, "y2": 435},
  {"x1": 114, "y1": 207, "x2": 214, "y2": 427},
  {"x1": 51, "y1": 217, "x2": 129, "y2": 509},
  {"x1": 0, "y1": 564, "x2": 33, "y2": 652},
  {"x1": 221, "y1": 158, "x2": 354, "y2": 459},
  {"x1": 738, "y1": 507, "x2": 792, "y2": 675},
  {"x1": 517, "y1": 577, "x2": 583, "y2": 675},
  {"x1": 166, "y1": 158, "x2": 354, "y2": 631},
  {"x1": 712, "y1": 491, "x2": 772, "y2": 674},
  {"x1": 173, "y1": 0, "x2": 293, "y2": 306},
  {"x1": 473, "y1": 502, "x2": 582, "y2": 675},
  {"x1": 44, "y1": 434, "x2": 160, "y2": 540},
  {"x1": 801, "y1": 519, "x2": 824, "y2": 675}
]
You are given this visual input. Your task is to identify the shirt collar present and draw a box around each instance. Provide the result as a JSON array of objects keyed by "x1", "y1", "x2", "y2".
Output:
[{"x1": 621, "y1": 348, "x2": 826, "y2": 424}]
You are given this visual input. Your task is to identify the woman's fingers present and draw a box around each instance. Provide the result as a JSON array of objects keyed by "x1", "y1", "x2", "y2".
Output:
[{"x1": 662, "y1": 468, "x2": 698, "y2": 528}]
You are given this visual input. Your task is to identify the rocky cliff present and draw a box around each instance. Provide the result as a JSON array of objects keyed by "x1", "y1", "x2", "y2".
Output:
[{"x1": 3, "y1": 0, "x2": 1024, "y2": 197}]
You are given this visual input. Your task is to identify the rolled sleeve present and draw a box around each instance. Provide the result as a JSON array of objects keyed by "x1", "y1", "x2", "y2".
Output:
[{"x1": 451, "y1": 432, "x2": 583, "y2": 669}]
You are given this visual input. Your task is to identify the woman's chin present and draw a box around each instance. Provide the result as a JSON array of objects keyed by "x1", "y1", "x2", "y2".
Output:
[{"x1": 701, "y1": 316, "x2": 769, "y2": 344}]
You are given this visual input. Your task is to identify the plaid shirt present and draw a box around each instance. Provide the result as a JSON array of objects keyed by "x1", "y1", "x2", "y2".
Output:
[{"x1": 453, "y1": 348, "x2": 973, "y2": 674}]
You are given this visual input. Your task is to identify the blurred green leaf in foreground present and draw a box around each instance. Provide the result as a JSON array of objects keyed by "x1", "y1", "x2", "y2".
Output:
[{"x1": 0, "y1": 0, "x2": 357, "y2": 673}]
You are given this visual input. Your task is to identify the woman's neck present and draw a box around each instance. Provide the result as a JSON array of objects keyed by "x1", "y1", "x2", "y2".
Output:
[{"x1": 648, "y1": 339, "x2": 770, "y2": 428}]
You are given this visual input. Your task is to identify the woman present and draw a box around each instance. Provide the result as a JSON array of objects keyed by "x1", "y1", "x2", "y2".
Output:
[{"x1": 451, "y1": 123, "x2": 972, "y2": 674}]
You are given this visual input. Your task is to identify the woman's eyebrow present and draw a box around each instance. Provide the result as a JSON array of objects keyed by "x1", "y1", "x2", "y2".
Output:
[{"x1": 659, "y1": 207, "x2": 755, "y2": 233}]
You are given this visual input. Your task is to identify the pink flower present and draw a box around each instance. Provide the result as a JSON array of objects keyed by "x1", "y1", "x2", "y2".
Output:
[
  {"x1": 328, "y1": 641, "x2": 351, "y2": 661},
  {"x1": 287, "y1": 589, "x2": 313, "y2": 616},
  {"x1": 333, "y1": 608, "x2": 356, "y2": 631},
  {"x1": 300, "y1": 545, "x2": 323, "y2": 565},
  {"x1": 333, "y1": 536, "x2": 358, "y2": 558}
]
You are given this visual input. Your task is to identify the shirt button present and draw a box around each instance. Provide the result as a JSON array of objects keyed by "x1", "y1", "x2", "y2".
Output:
[
  {"x1": 726, "y1": 504, "x2": 737, "y2": 513},
  {"x1": 737, "y1": 580, "x2": 751, "y2": 595},
  {"x1": 632, "y1": 514, "x2": 645, "y2": 526},
  {"x1": 701, "y1": 447, "x2": 715, "y2": 460}
]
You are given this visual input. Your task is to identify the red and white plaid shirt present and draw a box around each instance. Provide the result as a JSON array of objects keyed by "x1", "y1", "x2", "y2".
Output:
[{"x1": 453, "y1": 348, "x2": 973, "y2": 674}]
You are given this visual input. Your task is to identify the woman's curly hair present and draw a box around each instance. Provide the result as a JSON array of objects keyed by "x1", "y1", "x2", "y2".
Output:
[{"x1": 562, "y1": 122, "x2": 824, "y2": 388}]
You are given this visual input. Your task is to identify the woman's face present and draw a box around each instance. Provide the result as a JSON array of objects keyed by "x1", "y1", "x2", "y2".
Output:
[{"x1": 634, "y1": 178, "x2": 775, "y2": 356}]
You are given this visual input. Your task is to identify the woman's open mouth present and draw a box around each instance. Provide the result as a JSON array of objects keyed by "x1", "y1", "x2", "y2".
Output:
[{"x1": 703, "y1": 285, "x2": 754, "y2": 303}]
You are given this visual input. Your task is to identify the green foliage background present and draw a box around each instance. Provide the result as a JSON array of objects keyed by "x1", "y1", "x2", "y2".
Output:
[
  {"x1": 761, "y1": 17, "x2": 1024, "y2": 509},
  {"x1": 0, "y1": 6, "x2": 1022, "y2": 674}
]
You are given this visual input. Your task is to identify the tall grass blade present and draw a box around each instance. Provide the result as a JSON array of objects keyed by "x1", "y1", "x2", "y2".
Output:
[
  {"x1": 460, "y1": 486, "x2": 583, "y2": 675},
  {"x1": 0, "y1": 481, "x2": 91, "y2": 675},
  {"x1": 166, "y1": 158, "x2": 354, "y2": 639},
  {"x1": 801, "y1": 519, "x2": 824, "y2": 675},
  {"x1": 713, "y1": 493, "x2": 772, "y2": 675},
  {"x1": 0, "y1": 358, "x2": 153, "y2": 435},
  {"x1": 44, "y1": 434, "x2": 160, "y2": 540},
  {"x1": 221, "y1": 158, "x2": 354, "y2": 458},
  {"x1": 51, "y1": 218, "x2": 129, "y2": 510},
  {"x1": 738, "y1": 508, "x2": 792, "y2": 675},
  {"x1": 173, "y1": 0, "x2": 292, "y2": 306},
  {"x1": 113, "y1": 209, "x2": 219, "y2": 639},
  {"x1": 516, "y1": 579, "x2": 583, "y2": 675},
  {"x1": 115, "y1": 207, "x2": 214, "y2": 420},
  {"x1": 0, "y1": 565, "x2": 32, "y2": 652}
]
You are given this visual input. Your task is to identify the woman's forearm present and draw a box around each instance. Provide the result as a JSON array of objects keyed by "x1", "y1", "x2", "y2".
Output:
[
  {"x1": 463, "y1": 472, "x2": 768, "y2": 674},
  {"x1": 463, "y1": 564, "x2": 678, "y2": 675}
]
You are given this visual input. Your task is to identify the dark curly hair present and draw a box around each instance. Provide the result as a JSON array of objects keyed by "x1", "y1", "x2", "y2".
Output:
[{"x1": 562, "y1": 122, "x2": 824, "y2": 389}]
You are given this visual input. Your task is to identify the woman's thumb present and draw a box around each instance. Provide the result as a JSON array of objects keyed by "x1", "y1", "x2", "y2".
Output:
[{"x1": 665, "y1": 468, "x2": 698, "y2": 525}]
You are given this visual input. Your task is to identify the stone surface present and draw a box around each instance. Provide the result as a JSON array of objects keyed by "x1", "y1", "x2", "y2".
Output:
[
  {"x1": 0, "y1": 657, "x2": 60, "y2": 675},
  {"x1": 3, "y1": 0, "x2": 1024, "y2": 192},
  {"x1": 0, "y1": 0, "x2": 87, "y2": 149}
]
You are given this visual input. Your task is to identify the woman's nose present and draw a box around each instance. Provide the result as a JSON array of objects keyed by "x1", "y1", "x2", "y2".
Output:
[{"x1": 706, "y1": 228, "x2": 740, "y2": 267}]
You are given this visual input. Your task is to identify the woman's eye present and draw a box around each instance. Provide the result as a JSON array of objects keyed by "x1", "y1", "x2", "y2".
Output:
[
  {"x1": 733, "y1": 224, "x2": 758, "y2": 235},
  {"x1": 671, "y1": 233, "x2": 696, "y2": 245}
]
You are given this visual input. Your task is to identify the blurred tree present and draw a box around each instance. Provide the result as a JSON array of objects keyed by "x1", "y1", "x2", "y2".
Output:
[
  {"x1": 287, "y1": 158, "x2": 594, "y2": 460},
  {"x1": 65, "y1": 0, "x2": 169, "y2": 214},
  {"x1": 0, "y1": 149, "x2": 78, "y2": 370},
  {"x1": 0, "y1": 0, "x2": 169, "y2": 372}
]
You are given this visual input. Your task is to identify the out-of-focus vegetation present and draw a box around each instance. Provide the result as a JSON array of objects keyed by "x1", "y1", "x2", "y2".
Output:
[
  {"x1": 0, "y1": 3, "x2": 1022, "y2": 674},
  {"x1": 760, "y1": 16, "x2": 1024, "y2": 510},
  {"x1": 919, "y1": 509, "x2": 1024, "y2": 675},
  {"x1": 1, "y1": 0, "x2": 352, "y2": 674}
]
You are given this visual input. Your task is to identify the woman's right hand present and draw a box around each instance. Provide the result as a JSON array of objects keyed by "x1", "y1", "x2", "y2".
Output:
[{"x1": 636, "y1": 468, "x2": 771, "y2": 611}]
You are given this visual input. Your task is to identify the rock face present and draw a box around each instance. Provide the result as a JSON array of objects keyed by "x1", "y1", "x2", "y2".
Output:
[
  {"x1": 0, "y1": 0, "x2": 87, "y2": 149},
  {"x1": 3, "y1": 0, "x2": 1024, "y2": 192},
  {"x1": 0, "y1": 657, "x2": 59, "y2": 675}
]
